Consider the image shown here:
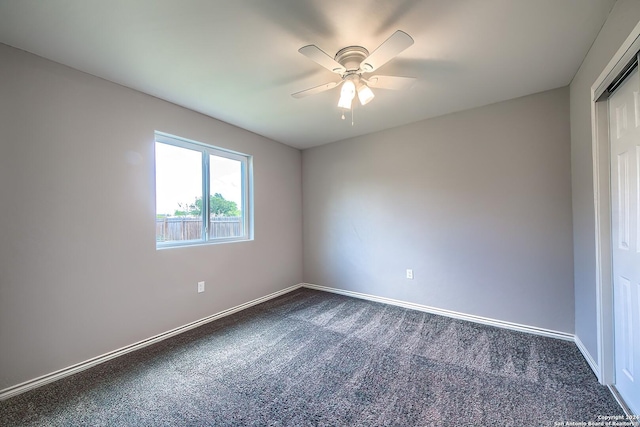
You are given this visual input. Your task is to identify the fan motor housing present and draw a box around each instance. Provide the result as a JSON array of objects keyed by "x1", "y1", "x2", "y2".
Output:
[{"x1": 334, "y1": 46, "x2": 369, "y2": 72}]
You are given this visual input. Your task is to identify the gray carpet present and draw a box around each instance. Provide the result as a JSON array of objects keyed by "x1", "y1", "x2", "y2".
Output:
[{"x1": 0, "y1": 288, "x2": 624, "y2": 426}]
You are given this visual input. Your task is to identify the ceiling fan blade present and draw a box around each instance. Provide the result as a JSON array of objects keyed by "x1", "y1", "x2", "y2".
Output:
[
  {"x1": 360, "y1": 30, "x2": 414, "y2": 73},
  {"x1": 366, "y1": 75, "x2": 416, "y2": 90},
  {"x1": 298, "y1": 45, "x2": 346, "y2": 74},
  {"x1": 291, "y1": 81, "x2": 341, "y2": 98}
]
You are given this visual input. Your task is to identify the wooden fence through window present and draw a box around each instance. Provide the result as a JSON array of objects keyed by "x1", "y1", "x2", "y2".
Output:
[{"x1": 156, "y1": 216, "x2": 242, "y2": 242}]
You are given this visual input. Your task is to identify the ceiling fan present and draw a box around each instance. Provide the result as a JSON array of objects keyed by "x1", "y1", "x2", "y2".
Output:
[{"x1": 292, "y1": 30, "x2": 416, "y2": 111}]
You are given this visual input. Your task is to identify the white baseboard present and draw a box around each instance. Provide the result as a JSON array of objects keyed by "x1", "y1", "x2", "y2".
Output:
[
  {"x1": 574, "y1": 335, "x2": 601, "y2": 380},
  {"x1": 0, "y1": 282, "x2": 584, "y2": 401},
  {"x1": 301, "y1": 283, "x2": 574, "y2": 341},
  {"x1": 0, "y1": 284, "x2": 303, "y2": 401}
]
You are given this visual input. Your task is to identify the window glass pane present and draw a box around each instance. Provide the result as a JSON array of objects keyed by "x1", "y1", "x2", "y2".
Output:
[
  {"x1": 154, "y1": 132, "x2": 251, "y2": 248},
  {"x1": 155, "y1": 142, "x2": 203, "y2": 243},
  {"x1": 209, "y1": 155, "x2": 243, "y2": 239}
]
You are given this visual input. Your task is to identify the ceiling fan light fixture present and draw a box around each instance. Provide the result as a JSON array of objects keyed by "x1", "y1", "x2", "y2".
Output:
[
  {"x1": 294, "y1": 30, "x2": 415, "y2": 117},
  {"x1": 357, "y1": 83, "x2": 375, "y2": 105},
  {"x1": 337, "y1": 95, "x2": 352, "y2": 109},
  {"x1": 338, "y1": 79, "x2": 356, "y2": 109}
]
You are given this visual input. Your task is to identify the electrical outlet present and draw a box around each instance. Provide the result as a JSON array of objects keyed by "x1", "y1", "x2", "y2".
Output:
[
  {"x1": 198, "y1": 281, "x2": 205, "y2": 293},
  {"x1": 406, "y1": 269, "x2": 414, "y2": 279}
]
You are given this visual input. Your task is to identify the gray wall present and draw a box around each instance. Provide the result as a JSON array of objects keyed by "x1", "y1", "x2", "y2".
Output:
[
  {"x1": 303, "y1": 87, "x2": 574, "y2": 333},
  {"x1": 0, "y1": 44, "x2": 303, "y2": 391},
  {"x1": 7, "y1": 2, "x2": 639, "y2": 392},
  {"x1": 570, "y1": 0, "x2": 640, "y2": 362}
]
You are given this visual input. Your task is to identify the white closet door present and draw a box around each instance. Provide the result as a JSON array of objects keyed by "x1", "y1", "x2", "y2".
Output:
[{"x1": 609, "y1": 66, "x2": 640, "y2": 416}]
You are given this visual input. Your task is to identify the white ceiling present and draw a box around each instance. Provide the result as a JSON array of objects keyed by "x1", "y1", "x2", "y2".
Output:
[{"x1": 0, "y1": 0, "x2": 616, "y2": 149}]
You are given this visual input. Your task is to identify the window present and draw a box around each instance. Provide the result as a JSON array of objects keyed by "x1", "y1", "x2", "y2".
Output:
[{"x1": 155, "y1": 132, "x2": 252, "y2": 248}]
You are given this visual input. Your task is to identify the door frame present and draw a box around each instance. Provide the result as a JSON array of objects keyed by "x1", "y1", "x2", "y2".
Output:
[{"x1": 591, "y1": 21, "x2": 640, "y2": 386}]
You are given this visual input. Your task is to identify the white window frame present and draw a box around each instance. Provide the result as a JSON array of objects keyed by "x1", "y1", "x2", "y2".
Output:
[{"x1": 155, "y1": 131, "x2": 253, "y2": 249}]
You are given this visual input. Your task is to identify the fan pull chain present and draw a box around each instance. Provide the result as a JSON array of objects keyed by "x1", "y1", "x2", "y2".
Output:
[{"x1": 339, "y1": 108, "x2": 355, "y2": 126}]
